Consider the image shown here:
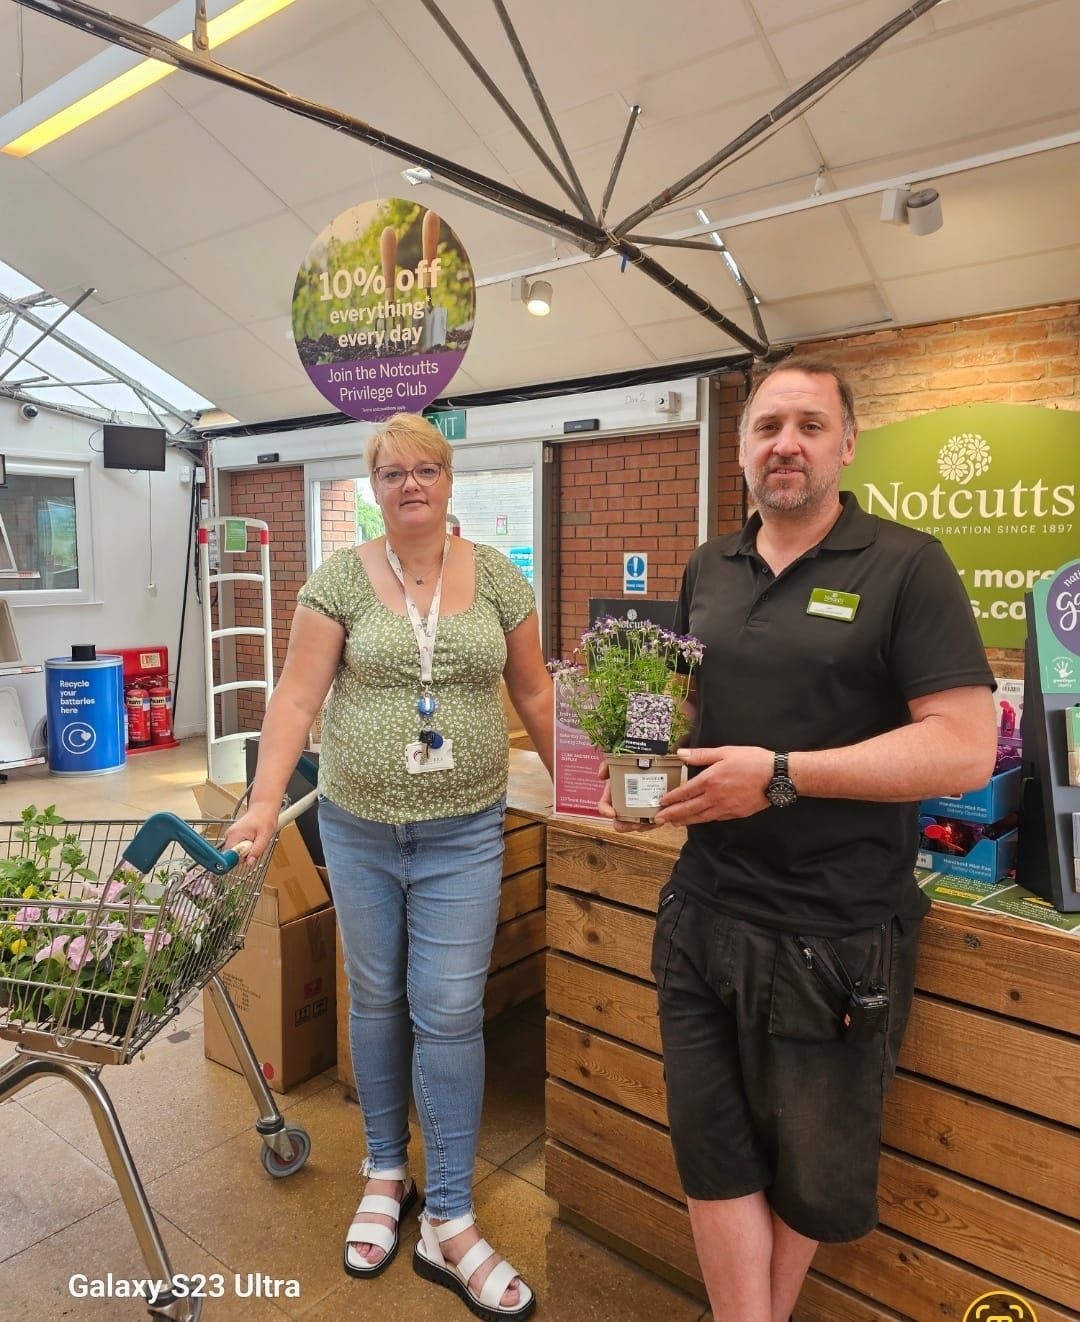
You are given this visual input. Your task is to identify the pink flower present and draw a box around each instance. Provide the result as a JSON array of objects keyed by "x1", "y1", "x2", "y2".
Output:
[
  {"x1": 34, "y1": 934, "x2": 69, "y2": 964},
  {"x1": 66, "y1": 935, "x2": 90, "y2": 971},
  {"x1": 142, "y1": 928, "x2": 172, "y2": 954},
  {"x1": 12, "y1": 905, "x2": 42, "y2": 928},
  {"x1": 46, "y1": 906, "x2": 67, "y2": 923}
]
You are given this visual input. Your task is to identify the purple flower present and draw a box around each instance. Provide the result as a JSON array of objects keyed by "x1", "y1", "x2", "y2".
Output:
[{"x1": 11, "y1": 905, "x2": 42, "y2": 929}]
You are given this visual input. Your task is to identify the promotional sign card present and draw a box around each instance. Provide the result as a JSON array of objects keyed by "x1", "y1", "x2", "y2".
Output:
[{"x1": 622, "y1": 691, "x2": 675, "y2": 755}]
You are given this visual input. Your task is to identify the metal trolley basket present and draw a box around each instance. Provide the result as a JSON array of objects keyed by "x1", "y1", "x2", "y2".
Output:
[{"x1": 0, "y1": 786, "x2": 318, "y2": 1321}]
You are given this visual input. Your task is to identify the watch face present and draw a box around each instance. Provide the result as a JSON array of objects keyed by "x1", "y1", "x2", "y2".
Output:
[{"x1": 766, "y1": 776, "x2": 798, "y2": 808}]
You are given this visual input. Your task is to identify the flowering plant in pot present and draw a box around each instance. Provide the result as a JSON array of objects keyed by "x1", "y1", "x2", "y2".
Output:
[{"x1": 549, "y1": 617, "x2": 703, "y2": 820}]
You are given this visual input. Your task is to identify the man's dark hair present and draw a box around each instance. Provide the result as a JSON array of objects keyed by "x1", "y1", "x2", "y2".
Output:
[{"x1": 739, "y1": 356, "x2": 858, "y2": 443}]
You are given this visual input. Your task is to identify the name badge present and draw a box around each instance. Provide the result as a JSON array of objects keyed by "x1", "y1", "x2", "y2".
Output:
[
  {"x1": 807, "y1": 588, "x2": 860, "y2": 622},
  {"x1": 405, "y1": 738, "x2": 455, "y2": 773}
]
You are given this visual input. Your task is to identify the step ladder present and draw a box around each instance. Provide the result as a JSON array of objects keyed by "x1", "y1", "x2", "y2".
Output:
[{"x1": 198, "y1": 517, "x2": 273, "y2": 786}]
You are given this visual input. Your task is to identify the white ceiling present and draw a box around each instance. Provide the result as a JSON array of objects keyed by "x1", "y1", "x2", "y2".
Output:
[{"x1": 0, "y1": 0, "x2": 1078, "y2": 424}]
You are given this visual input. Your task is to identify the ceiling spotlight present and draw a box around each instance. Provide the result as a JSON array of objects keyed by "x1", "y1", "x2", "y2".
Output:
[
  {"x1": 880, "y1": 185, "x2": 943, "y2": 236},
  {"x1": 510, "y1": 276, "x2": 553, "y2": 317}
]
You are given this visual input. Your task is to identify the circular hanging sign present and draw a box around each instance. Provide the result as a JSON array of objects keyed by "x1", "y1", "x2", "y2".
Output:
[{"x1": 292, "y1": 198, "x2": 475, "y2": 421}]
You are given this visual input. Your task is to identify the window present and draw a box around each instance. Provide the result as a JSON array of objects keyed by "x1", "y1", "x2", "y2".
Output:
[{"x1": 0, "y1": 460, "x2": 94, "y2": 603}]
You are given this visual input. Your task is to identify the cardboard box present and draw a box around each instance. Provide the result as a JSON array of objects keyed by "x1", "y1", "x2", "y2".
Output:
[
  {"x1": 917, "y1": 827, "x2": 1018, "y2": 884},
  {"x1": 202, "y1": 906, "x2": 337, "y2": 1093},
  {"x1": 0, "y1": 601, "x2": 22, "y2": 665},
  {"x1": 920, "y1": 765, "x2": 1022, "y2": 824},
  {"x1": 201, "y1": 804, "x2": 336, "y2": 1093}
]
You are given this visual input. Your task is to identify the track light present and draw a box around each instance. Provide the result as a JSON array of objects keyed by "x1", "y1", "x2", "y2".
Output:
[
  {"x1": 880, "y1": 186, "x2": 943, "y2": 236},
  {"x1": 510, "y1": 276, "x2": 553, "y2": 317}
]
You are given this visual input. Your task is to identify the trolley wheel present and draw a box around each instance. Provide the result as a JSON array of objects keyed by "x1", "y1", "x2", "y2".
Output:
[
  {"x1": 260, "y1": 1126, "x2": 311, "y2": 1178},
  {"x1": 148, "y1": 1294, "x2": 202, "y2": 1321}
]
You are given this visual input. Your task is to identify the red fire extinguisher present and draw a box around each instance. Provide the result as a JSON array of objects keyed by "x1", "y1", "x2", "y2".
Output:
[
  {"x1": 149, "y1": 677, "x2": 174, "y2": 745},
  {"x1": 126, "y1": 682, "x2": 151, "y2": 747}
]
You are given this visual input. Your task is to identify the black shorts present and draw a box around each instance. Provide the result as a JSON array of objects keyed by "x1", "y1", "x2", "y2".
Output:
[{"x1": 651, "y1": 885, "x2": 921, "y2": 1243}]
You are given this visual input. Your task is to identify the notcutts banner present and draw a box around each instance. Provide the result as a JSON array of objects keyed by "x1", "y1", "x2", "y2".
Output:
[
  {"x1": 842, "y1": 403, "x2": 1080, "y2": 648},
  {"x1": 292, "y1": 199, "x2": 474, "y2": 421}
]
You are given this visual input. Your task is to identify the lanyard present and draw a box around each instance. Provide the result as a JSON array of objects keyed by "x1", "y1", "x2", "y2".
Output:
[{"x1": 385, "y1": 537, "x2": 451, "y2": 686}]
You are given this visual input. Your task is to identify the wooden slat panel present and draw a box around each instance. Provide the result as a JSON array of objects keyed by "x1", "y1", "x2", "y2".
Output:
[
  {"x1": 545, "y1": 1141, "x2": 701, "y2": 1280},
  {"x1": 878, "y1": 1152, "x2": 1080, "y2": 1312},
  {"x1": 502, "y1": 822, "x2": 545, "y2": 877},
  {"x1": 546, "y1": 1015, "x2": 666, "y2": 1124},
  {"x1": 498, "y1": 865, "x2": 545, "y2": 923},
  {"x1": 490, "y1": 910, "x2": 546, "y2": 973},
  {"x1": 484, "y1": 952, "x2": 545, "y2": 1020},
  {"x1": 899, "y1": 998, "x2": 1080, "y2": 1126},
  {"x1": 545, "y1": 1078, "x2": 683, "y2": 1202},
  {"x1": 883, "y1": 1074, "x2": 1080, "y2": 1217},
  {"x1": 795, "y1": 1273, "x2": 902, "y2": 1322},
  {"x1": 814, "y1": 1226, "x2": 1078, "y2": 1322},
  {"x1": 916, "y1": 913, "x2": 1079, "y2": 1033},
  {"x1": 546, "y1": 953, "x2": 661, "y2": 1054},
  {"x1": 546, "y1": 889, "x2": 653, "y2": 980},
  {"x1": 547, "y1": 827, "x2": 672, "y2": 912}
]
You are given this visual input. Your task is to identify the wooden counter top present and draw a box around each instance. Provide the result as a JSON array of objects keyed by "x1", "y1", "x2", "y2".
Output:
[{"x1": 544, "y1": 819, "x2": 1080, "y2": 1322}]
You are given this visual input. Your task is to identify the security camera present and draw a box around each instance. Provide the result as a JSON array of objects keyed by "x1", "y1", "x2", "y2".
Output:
[{"x1": 19, "y1": 402, "x2": 39, "y2": 420}]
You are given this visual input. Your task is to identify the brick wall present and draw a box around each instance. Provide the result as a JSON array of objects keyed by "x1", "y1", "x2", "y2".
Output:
[
  {"x1": 714, "y1": 371, "x2": 749, "y2": 536},
  {"x1": 320, "y1": 478, "x2": 359, "y2": 558},
  {"x1": 799, "y1": 300, "x2": 1079, "y2": 429},
  {"x1": 226, "y1": 466, "x2": 306, "y2": 732}
]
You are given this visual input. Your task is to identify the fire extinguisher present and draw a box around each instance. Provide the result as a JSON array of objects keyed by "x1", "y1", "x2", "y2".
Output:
[
  {"x1": 126, "y1": 682, "x2": 151, "y2": 747},
  {"x1": 149, "y1": 676, "x2": 174, "y2": 745}
]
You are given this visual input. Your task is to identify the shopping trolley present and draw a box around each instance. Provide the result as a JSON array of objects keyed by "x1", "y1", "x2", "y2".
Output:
[{"x1": 0, "y1": 780, "x2": 320, "y2": 1321}]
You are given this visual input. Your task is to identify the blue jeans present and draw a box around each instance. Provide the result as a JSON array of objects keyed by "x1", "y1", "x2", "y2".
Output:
[{"x1": 318, "y1": 794, "x2": 506, "y2": 1219}]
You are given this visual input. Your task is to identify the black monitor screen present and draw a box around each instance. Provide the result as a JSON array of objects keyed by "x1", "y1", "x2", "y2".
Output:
[{"x1": 102, "y1": 424, "x2": 167, "y2": 472}]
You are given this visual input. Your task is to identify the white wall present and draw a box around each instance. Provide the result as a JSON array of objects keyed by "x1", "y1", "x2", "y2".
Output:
[{"x1": 0, "y1": 398, "x2": 206, "y2": 754}]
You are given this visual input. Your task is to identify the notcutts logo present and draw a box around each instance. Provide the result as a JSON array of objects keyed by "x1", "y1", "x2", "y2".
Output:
[
  {"x1": 862, "y1": 426, "x2": 1075, "y2": 522},
  {"x1": 937, "y1": 432, "x2": 991, "y2": 485}
]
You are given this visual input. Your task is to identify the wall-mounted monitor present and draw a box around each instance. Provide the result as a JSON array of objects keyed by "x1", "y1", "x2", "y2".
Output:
[{"x1": 102, "y1": 424, "x2": 167, "y2": 472}]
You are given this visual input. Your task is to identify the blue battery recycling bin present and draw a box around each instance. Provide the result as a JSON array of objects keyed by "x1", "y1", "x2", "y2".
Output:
[{"x1": 45, "y1": 650, "x2": 126, "y2": 776}]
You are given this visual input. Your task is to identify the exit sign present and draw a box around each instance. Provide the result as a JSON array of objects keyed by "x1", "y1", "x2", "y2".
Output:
[{"x1": 427, "y1": 409, "x2": 467, "y2": 441}]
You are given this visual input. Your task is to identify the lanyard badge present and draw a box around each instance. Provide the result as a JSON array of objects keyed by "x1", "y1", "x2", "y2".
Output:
[{"x1": 386, "y1": 538, "x2": 455, "y2": 771}]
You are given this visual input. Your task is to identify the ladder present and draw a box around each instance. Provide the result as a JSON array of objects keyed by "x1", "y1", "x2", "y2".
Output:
[{"x1": 198, "y1": 517, "x2": 273, "y2": 786}]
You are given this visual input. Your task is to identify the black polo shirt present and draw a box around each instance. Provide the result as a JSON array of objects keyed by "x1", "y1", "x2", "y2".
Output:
[{"x1": 671, "y1": 492, "x2": 994, "y2": 935}]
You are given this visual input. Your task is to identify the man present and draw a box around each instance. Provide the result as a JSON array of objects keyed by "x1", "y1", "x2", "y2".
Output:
[{"x1": 610, "y1": 358, "x2": 996, "y2": 1322}]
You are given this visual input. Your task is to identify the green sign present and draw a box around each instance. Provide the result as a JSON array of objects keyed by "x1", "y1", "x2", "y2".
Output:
[
  {"x1": 842, "y1": 404, "x2": 1080, "y2": 647},
  {"x1": 1030, "y1": 558, "x2": 1080, "y2": 693},
  {"x1": 427, "y1": 408, "x2": 466, "y2": 441},
  {"x1": 223, "y1": 519, "x2": 248, "y2": 554}
]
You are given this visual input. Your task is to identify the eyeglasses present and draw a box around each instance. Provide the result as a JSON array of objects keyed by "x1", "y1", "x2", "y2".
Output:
[{"x1": 373, "y1": 462, "x2": 445, "y2": 489}]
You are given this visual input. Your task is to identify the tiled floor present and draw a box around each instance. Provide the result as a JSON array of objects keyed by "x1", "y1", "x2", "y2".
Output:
[{"x1": 0, "y1": 742, "x2": 710, "y2": 1320}]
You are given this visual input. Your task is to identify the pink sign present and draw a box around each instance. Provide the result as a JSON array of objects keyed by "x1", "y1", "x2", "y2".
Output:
[{"x1": 553, "y1": 677, "x2": 606, "y2": 818}]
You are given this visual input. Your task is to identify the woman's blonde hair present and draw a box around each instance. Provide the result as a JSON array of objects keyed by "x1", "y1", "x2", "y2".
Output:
[{"x1": 365, "y1": 412, "x2": 453, "y2": 474}]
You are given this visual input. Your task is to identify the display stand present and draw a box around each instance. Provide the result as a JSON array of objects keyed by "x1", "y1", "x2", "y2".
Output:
[{"x1": 1018, "y1": 559, "x2": 1080, "y2": 912}]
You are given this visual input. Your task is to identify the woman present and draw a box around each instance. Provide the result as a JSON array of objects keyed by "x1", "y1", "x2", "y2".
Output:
[{"x1": 225, "y1": 413, "x2": 552, "y2": 1320}]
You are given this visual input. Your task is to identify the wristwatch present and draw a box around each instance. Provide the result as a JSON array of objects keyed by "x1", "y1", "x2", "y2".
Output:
[{"x1": 764, "y1": 752, "x2": 798, "y2": 808}]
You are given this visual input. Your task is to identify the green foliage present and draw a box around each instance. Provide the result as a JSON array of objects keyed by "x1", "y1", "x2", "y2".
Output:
[
  {"x1": 550, "y1": 619, "x2": 703, "y2": 755},
  {"x1": 355, "y1": 491, "x2": 385, "y2": 542}
]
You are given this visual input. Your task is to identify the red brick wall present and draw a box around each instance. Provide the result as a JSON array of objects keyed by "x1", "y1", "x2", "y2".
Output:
[
  {"x1": 320, "y1": 478, "x2": 359, "y2": 557},
  {"x1": 227, "y1": 466, "x2": 306, "y2": 731},
  {"x1": 714, "y1": 371, "x2": 749, "y2": 536},
  {"x1": 555, "y1": 428, "x2": 699, "y2": 659}
]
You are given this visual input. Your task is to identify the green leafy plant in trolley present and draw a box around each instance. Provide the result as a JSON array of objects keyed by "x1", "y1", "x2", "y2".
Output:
[
  {"x1": 548, "y1": 618, "x2": 704, "y2": 755},
  {"x1": 1, "y1": 808, "x2": 237, "y2": 1036}
]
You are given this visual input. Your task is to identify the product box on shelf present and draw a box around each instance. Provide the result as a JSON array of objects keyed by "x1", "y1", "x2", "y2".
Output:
[
  {"x1": 198, "y1": 783, "x2": 336, "y2": 1092},
  {"x1": 920, "y1": 765, "x2": 1022, "y2": 824},
  {"x1": 917, "y1": 820, "x2": 1018, "y2": 884}
]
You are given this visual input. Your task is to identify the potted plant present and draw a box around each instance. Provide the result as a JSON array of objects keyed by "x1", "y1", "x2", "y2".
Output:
[{"x1": 550, "y1": 617, "x2": 703, "y2": 821}]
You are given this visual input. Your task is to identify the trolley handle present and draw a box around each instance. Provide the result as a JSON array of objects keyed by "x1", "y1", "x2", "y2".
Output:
[{"x1": 120, "y1": 788, "x2": 321, "y2": 876}]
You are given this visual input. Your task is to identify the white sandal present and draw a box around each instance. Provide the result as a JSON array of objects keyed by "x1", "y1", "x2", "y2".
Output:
[
  {"x1": 344, "y1": 1163, "x2": 418, "y2": 1279},
  {"x1": 413, "y1": 1210, "x2": 535, "y2": 1320}
]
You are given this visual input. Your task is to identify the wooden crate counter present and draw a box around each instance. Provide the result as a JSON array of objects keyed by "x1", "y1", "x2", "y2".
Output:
[
  {"x1": 545, "y1": 816, "x2": 1080, "y2": 1322},
  {"x1": 337, "y1": 749, "x2": 552, "y2": 1097}
]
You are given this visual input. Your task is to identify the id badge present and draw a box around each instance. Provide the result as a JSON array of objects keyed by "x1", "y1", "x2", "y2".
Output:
[{"x1": 405, "y1": 738, "x2": 455, "y2": 773}]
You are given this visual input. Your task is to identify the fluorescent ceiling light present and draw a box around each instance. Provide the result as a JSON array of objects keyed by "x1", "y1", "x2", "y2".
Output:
[
  {"x1": 1, "y1": 0, "x2": 300, "y2": 157},
  {"x1": 695, "y1": 208, "x2": 759, "y2": 304}
]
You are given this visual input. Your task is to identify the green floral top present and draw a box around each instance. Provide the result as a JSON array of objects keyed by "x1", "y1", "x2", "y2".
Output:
[{"x1": 297, "y1": 543, "x2": 537, "y2": 824}]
